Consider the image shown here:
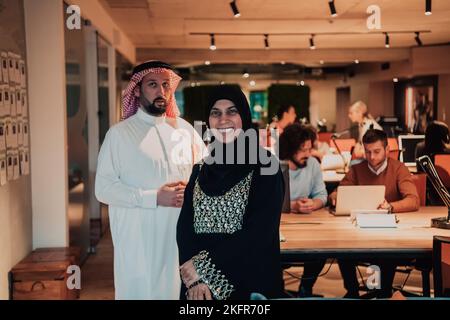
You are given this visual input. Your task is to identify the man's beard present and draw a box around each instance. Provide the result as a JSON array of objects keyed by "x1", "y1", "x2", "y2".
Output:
[
  {"x1": 140, "y1": 95, "x2": 167, "y2": 116},
  {"x1": 291, "y1": 157, "x2": 308, "y2": 169}
]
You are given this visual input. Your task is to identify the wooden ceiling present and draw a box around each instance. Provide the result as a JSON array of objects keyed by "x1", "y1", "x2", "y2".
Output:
[{"x1": 99, "y1": 0, "x2": 450, "y2": 66}]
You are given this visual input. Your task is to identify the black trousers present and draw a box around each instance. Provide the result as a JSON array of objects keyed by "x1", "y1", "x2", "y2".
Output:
[
  {"x1": 338, "y1": 259, "x2": 397, "y2": 298},
  {"x1": 298, "y1": 260, "x2": 327, "y2": 294}
]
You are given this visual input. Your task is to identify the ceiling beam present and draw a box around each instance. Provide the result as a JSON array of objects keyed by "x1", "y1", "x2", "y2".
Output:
[{"x1": 136, "y1": 48, "x2": 411, "y2": 65}]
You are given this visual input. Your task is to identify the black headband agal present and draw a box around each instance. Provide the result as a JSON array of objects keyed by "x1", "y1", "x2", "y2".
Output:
[{"x1": 132, "y1": 60, "x2": 174, "y2": 76}]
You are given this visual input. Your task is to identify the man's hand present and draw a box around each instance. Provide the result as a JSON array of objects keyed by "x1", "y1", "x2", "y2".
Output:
[
  {"x1": 290, "y1": 200, "x2": 299, "y2": 213},
  {"x1": 157, "y1": 181, "x2": 186, "y2": 207},
  {"x1": 187, "y1": 283, "x2": 212, "y2": 300},
  {"x1": 378, "y1": 199, "x2": 392, "y2": 212},
  {"x1": 180, "y1": 259, "x2": 200, "y2": 288},
  {"x1": 329, "y1": 192, "x2": 337, "y2": 207},
  {"x1": 297, "y1": 198, "x2": 314, "y2": 213}
]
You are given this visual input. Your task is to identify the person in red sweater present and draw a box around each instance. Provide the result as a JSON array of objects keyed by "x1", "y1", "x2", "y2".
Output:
[{"x1": 330, "y1": 129, "x2": 420, "y2": 298}]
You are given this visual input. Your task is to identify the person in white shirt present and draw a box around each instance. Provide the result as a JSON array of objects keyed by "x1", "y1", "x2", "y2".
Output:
[
  {"x1": 95, "y1": 61, "x2": 204, "y2": 299},
  {"x1": 348, "y1": 101, "x2": 382, "y2": 159}
]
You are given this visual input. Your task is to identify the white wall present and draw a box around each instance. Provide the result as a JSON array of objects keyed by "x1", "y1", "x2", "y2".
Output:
[
  {"x1": 0, "y1": 0, "x2": 33, "y2": 300},
  {"x1": 25, "y1": 0, "x2": 69, "y2": 249},
  {"x1": 350, "y1": 82, "x2": 369, "y2": 106},
  {"x1": 309, "y1": 81, "x2": 337, "y2": 129}
]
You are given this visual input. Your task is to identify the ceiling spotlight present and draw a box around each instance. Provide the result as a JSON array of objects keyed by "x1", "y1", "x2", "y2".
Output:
[
  {"x1": 230, "y1": 0, "x2": 240, "y2": 18},
  {"x1": 393, "y1": 78, "x2": 399, "y2": 83},
  {"x1": 354, "y1": 59, "x2": 360, "y2": 64},
  {"x1": 300, "y1": 80, "x2": 305, "y2": 86},
  {"x1": 328, "y1": 0, "x2": 338, "y2": 17},
  {"x1": 415, "y1": 32, "x2": 423, "y2": 46},
  {"x1": 249, "y1": 80, "x2": 256, "y2": 86},
  {"x1": 384, "y1": 33, "x2": 390, "y2": 48},
  {"x1": 264, "y1": 34, "x2": 269, "y2": 49},
  {"x1": 242, "y1": 70, "x2": 250, "y2": 78},
  {"x1": 320, "y1": 60, "x2": 324, "y2": 65},
  {"x1": 205, "y1": 60, "x2": 211, "y2": 65},
  {"x1": 281, "y1": 61, "x2": 286, "y2": 65},
  {"x1": 309, "y1": 35, "x2": 316, "y2": 50},
  {"x1": 425, "y1": 0, "x2": 432, "y2": 15},
  {"x1": 220, "y1": 81, "x2": 226, "y2": 85},
  {"x1": 209, "y1": 34, "x2": 216, "y2": 50}
]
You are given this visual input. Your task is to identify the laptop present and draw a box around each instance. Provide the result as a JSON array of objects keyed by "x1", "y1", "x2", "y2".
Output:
[
  {"x1": 329, "y1": 185, "x2": 386, "y2": 216},
  {"x1": 398, "y1": 134, "x2": 425, "y2": 167}
]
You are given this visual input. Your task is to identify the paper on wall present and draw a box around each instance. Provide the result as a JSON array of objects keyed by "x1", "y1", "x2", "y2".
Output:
[
  {"x1": 13, "y1": 149, "x2": 19, "y2": 180},
  {"x1": 1, "y1": 52, "x2": 8, "y2": 84},
  {"x1": 22, "y1": 147, "x2": 30, "y2": 175},
  {"x1": 6, "y1": 149, "x2": 13, "y2": 181},
  {"x1": 5, "y1": 117, "x2": 12, "y2": 148},
  {"x1": 0, "y1": 152, "x2": 6, "y2": 186},
  {"x1": 17, "y1": 117, "x2": 23, "y2": 146},
  {"x1": 11, "y1": 118, "x2": 18, "y2": 148},
  {"x1": 23, "y1": 119, "x2": 29, "y2": 147},
  {"x1": 7, "y1": 52, "x2": 15, "y2": 84},
  {"x1": 3, "y1": 86, "x2": 10, "y2": 116},
  {"x1": 20, "y1": 60, "x2": 26, "y2": 88},
  {"x1": 14, "y1": 55, "x2": 21, "y2": 85},
  {"x1": 21, "y1": 90, "x2": 27, "y2": 117},
  {"x1": 0, "y1": 119, "x2": 5, "y2": 151},
  {"x1": 16, "y1": 89, "x2": 22, "y2": 115},
  {"x1": 10, "y1": 86, "x2": 16, "y2": 117},
  {"x1": 0, "y1": 85, "x2": 4, "y2": 117}
]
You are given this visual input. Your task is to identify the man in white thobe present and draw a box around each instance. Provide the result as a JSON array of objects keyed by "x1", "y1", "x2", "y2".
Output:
[{"x1": 95, "y1": 61, "x2": 204, "y2": 299}]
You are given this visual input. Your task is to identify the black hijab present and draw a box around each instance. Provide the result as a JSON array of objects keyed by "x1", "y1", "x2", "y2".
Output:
[{"x1": 198, "y1": 86, "x2": 258, "y2": 196}]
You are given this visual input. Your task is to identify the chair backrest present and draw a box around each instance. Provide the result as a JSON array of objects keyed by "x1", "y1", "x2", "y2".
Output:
[
  {"x1": 331, "y1": 138, "x2": 356, "y2": 153},
  {"x1": 318, "y1": 132, "x2": 333, "y2": 145},
  {"x1": 435, "y1": 154, "x2": 450, "y2": 188},
  {"x1": 433, "y1": 236, "x2": 450, "y2": 297},
  {"x1": 411, "y1": 173, "x2": 427, "y2": 206},
  {"x1": 388, "y1": 138, "x2": 399, "y2": 160}
]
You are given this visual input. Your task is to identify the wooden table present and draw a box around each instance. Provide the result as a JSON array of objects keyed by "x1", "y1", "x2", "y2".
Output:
[{"x1": 280, "y1": 206, "x2": 450, "y2": 295}]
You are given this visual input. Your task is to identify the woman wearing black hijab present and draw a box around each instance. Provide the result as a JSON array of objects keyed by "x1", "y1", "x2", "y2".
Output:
[{"x1": 176, "y1": 86, "x2": 285, "y2": 300}]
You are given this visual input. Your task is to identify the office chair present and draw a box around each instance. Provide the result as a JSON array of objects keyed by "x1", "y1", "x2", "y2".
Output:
[{"x1": 433, "y1": 236, "x2": 450, "y2": 297}]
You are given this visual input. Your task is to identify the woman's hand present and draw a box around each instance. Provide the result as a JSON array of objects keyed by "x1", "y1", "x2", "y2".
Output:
[
  {"x1": 187, "y1": 283, "x2": 213, "y2": 300},
  {"x1": 180, "y1": 259, "x2": 200, "y2": 288}
]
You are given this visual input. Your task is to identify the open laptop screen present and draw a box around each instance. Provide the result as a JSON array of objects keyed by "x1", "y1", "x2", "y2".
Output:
[{"x1": 398, "y1": 135, "x2": 425, "y2": 166}]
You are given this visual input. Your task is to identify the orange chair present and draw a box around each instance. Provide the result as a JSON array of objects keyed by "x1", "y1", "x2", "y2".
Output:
[
  {"x1": 318, "y1": 132, "x2": 333, "y2": 145},
  {"x1": 331, "y1": 138, "x2": 356, "y2": 153},
  {"x1": 411, "y1": 173, "x2": 427, "y2": 206},
  {"x1": 388, "y1": 138, "x2": 400, "y2": 160},
  {"x1": 435, "y1": 154, "x2": 450, "y2": 188},
  {"x1": 433, "y1": 236, "x2": 450, "y2": 297}
]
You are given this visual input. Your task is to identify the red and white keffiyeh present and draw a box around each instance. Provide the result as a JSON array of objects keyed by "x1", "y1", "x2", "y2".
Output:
[{"x1": 121, "y1": 62, "x2": 182, "y2": 120}]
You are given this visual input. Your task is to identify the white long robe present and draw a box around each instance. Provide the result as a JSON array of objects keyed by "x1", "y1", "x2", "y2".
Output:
[{"x1": 95, "y1": 108, "x2": 204, "y2": 300}]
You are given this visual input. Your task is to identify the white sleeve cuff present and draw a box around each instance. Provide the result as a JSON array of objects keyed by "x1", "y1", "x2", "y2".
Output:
[{"x1": 139, "y1": 189, "x2": 158, "y2": 209}]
